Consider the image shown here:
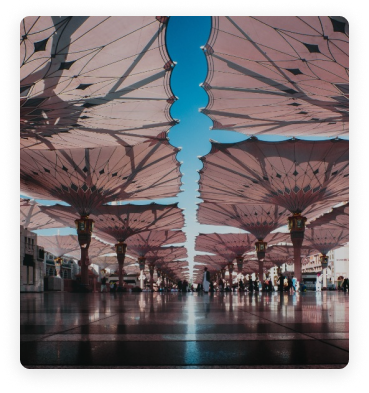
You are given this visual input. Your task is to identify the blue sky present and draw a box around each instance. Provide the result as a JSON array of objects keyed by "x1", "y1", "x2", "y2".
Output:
[{"x1": 24, "y1": 16, "x2": 347, "y2": 280}]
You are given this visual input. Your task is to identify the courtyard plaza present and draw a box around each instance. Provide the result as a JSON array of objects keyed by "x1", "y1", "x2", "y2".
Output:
[{"x1": 20, "y1": 291, "x2": 349, "y2": 368}]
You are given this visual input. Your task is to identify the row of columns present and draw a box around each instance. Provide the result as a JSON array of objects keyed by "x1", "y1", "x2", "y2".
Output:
[{"x1": 74, "y1": 212, "x2": 311, "y2": 290}]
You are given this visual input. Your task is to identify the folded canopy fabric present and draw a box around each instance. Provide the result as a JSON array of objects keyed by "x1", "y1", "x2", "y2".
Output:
[
  {"x1": 308, "y1": 203, "x2": 349, "y2": 230},
  {"x1": 303, "y1": 227, "x2": 349, "y2": 255}
]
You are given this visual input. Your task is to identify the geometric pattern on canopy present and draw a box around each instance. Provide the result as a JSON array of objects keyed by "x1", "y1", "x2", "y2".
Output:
[
  {"x1": 195, "y1": 233, "x2": 257, "y2": 259},
  {"x1": 21, "y1": 16, "x2": 177, "y2": 150},
  {"x1": 20, "y1": 198, "x2": 62, "y2": 230},
  {"x1": 199, "y1": 138, "x2": 349, "y2": 214},
  {"x1": 201, "y1": 17, "x2": 348, "y2": 137},
  {"x1": 38, "y1": 203, "x2": 185, "y2": 243},
  {"x1": 20, "y1": 140, "x2": 182, "y2": 215},
  {"x1": 308, "y1": 202, "x2": 349, "y2": 230},
  {"x1": 197, "y1": 202, "x2": 291, "y2": 240},
  {"x1": 303, "y1": 227, "x2": 349, "y2": 255},
  {"x1": 125, "y1": 230, "x2": 186, "y2": 257}
]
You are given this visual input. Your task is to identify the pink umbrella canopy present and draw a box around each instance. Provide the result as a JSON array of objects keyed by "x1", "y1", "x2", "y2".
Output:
[
  {"x1": 198, "y1": 138, "x2": 349, "y2": 215},
  {"x1": 38, "y1": 235, "x2": 113, "y2": 259},
  {"x1": 303, "y1": 227, "x2": 349, "y2": 255},
  {"x1": 37, "y1": 235, "x2": 80, "y2": 258},
  {"x1": 197, "y1": 202, "x2": 292, "y2": 241},
  {"x1": 20, "y1": 140, "x2": 182, "y2": 216},
  {"x1": 20, "y1": 198, "x2": 62, "y2": 230},
  {"x1": 125, "y1": 230, "x2": 186, "y2": 257},
  {"x1": 93, "y1": 255, "x2": 136, "y2": 271},
  {"x1": 194, "y1": 254, "x2": 229, "y2": 269},
  {"x1": 38, "y1": 203, "x2": 185, "y2": 243},
  {"x1": 201, "y1": 16, "x2": 348, "y2": 138},
  {"x1": 264, "y1": 252, "x2": 294, "y2": 267},
  {"x1": 308, "y1": 203, "x2": 349, "y2": 230},
  {"x1": 20, "y1": 16, "x2": 177, "y2": 150},
  {"x1": 195, "y1": 233, "x2": 257, "y2": 257},
  {"x1": 66, "y1": 237, "x2": 114, "y2": 260},
  {"x1": 268, "y1": 244, "x2": 317, "y2": 261},
  {"x1": 131, "y1": 246, "x2": 188, "y2": 263}
]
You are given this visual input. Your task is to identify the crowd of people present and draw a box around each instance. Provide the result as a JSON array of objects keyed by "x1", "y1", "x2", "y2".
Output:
[{"x1": 100, "y1": 267, "x2": 348, "y2": 294}]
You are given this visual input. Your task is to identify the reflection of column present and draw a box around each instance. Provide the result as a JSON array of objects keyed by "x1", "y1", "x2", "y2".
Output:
[
  {"x1": 236, "y1": 256, "x2": 243, "y2": 273},
  {"x1": 320, "y1": 254, "x2": 328, "y2": 288},
  {"x1": 115, "y1": 242, "x2": 127, "y2": 288},
  {"x1": 288, "y1": 213, "x2": 307, "y2": 283},
  {"x1": 149, "y1": 264, "x2": 155, "y2": 291},
  {"x1": 75, "y1": 217, "x2": 94, "y2": 287},
  {"x1": 256, "y1": 240, "x2": 267, "y2": 291},
  {"x1": 228, "y1": 263, "x2": 234, "y2": 287}
]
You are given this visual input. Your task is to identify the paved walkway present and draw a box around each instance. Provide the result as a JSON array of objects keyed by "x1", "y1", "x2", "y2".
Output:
[{"x1": 20, "y1": 291, "x2": 349, "y2": 368}]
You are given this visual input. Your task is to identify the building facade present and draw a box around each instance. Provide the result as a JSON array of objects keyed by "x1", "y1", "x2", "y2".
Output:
[{"x1": 20, "y1": 225, "x2": 45, "y2": 292}]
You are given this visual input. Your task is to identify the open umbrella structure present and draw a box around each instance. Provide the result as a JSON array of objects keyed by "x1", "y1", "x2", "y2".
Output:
[
  {"x1": 130, "y1": 246, "x2": 188, "y2": 284},
  {"x1": 20, "y1": 16, "x2": 185, "y2": 288},
  {"x1": 201, "y1": 16, "x2": 348, "y2": 138},
  {"x1": 197, "y1": 202, "x2": 291, "y2": 278},
  {"x1": 195, "y1": 233, "x2": 259, "y2": 285},
  {"x1": 21, "y1": 16, "x2": 176, "y2": 150},
  {"x1": 38, "y1": 203, "x2": 185, "y2": 287},
  {"x1": 20, "y1": 198, "x2": 62, "y2": 230},
  {"x1": 198, "y1": 138, "x2": 349, "y2": 281},
  {"x1": 303, "y1": 227, "x2": 349, "y2": 268},
  {"x1": 308, "y1": 203, "x2": 349, "y2": 230}
]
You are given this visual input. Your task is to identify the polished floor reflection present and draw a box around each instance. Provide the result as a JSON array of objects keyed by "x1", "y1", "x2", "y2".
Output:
[{"x1": 20, "y1": 291, "x2": 349, "y2": 368}]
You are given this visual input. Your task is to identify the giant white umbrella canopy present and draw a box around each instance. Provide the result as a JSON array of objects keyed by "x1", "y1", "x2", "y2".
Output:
[
  {"x1": 39, "y1": 203, "x2": 185, "y2": 287},
  {"x1": 20, "y1": 198, "x2": 61, "y2": 230},
  {"x1": 198, "y1": 138, "x2": 349, "y2": 213},
  {"x1": 201, "y1": 16, "x2": 348, "y2": 138},
  {"x1": 125, "y1": 230, "x2": 186, "y2": 256},
  {"x1": 198, "y1": 138, "x2": 349, "y2": 282},
  {"x1": 197, "y1": 202, "x2": 291, "y2": 278},
  {"x1": 20, "y1": 16, "x2": 177, "y2": 150},
  {"x1": 20, "y1": 140, "x2": 182, "y2": 216},
  {"x1": 302, "y1": 227, "x2": 349, "y2": 265},
  {"x1": 195, "y1": 232, "x2": 259, "y2": 284},
  {"x1": 308, "y1": 203, "x2": 349, "y2": 230},
  {"x1": 37, "y1": 235, "x2": 81, "y2": 258}
]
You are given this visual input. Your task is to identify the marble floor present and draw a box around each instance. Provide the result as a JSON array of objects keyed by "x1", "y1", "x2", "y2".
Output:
[{"x1": 20, "y1": 291, "x2": 349, "y2": 368}]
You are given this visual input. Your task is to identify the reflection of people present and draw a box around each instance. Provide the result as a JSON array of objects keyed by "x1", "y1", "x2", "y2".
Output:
[
  {"x1": 316, "y1": 273, "x2": 322, "y2": 291},
  {"x1": 101, "y1": 276, "x2": 107, "y2": 293},
  {"x1": 203, "y1": 267, "x2": 210, "y2": 293},
  {"x1": 292, "y1": 275, "x2": 297, "y2": 292}
]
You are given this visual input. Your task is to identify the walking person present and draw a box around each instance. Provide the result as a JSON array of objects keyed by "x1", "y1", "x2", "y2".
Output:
[
  {"x1": 288, "y1": 276, "x2": 293, "y2": 294},
  {"x1": 278, "y1": 273, "x2": 284, "y2": 292},
  {"x1": 316, "y1": 273, "x2": 322, "y2": 292},
  {"x1": 343, "y1": 277, "x2": 349, "y2": 292},
  {"x1": 203, "y1": 267, "x2": 210, "y2": 294},
  {"x1": 101, "y1": 276, "x2": 107, "y2": 293},
  {"x1": 248, "y1": 276, "x2": 253, "y2": 293},
  {"x1": 292, "y1": 275, "x2": 297, "y2": 292}
]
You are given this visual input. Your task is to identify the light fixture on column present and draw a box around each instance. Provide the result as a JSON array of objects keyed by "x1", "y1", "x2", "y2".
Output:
[{"x1": 320, "y1": 254, "x2": 328, "y2": 269}]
